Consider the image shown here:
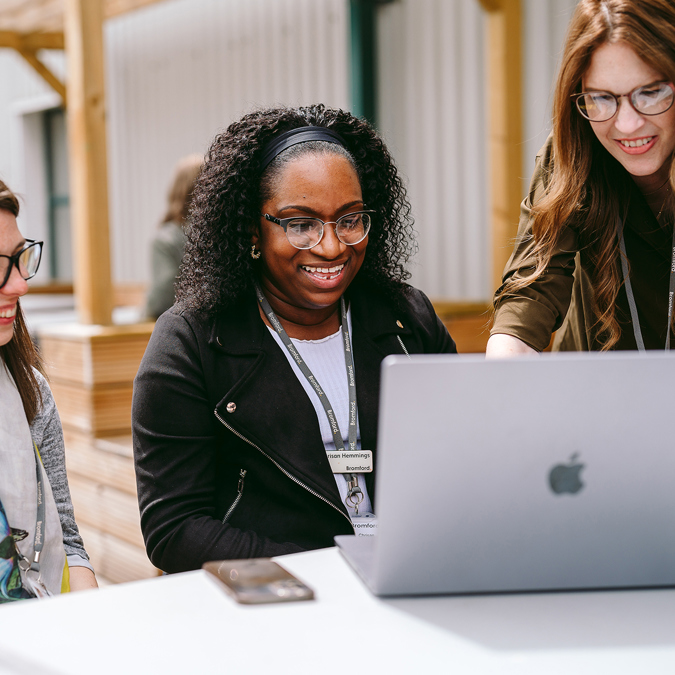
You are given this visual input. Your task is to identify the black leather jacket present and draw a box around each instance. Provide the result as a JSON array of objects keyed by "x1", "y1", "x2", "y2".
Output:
[{"x1": 132, "y1": 285, "x2": 456, "y2": 572}]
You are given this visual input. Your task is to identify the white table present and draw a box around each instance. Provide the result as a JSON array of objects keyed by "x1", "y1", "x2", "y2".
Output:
[{"x1": 1, "y1": 547, "x2": 674, "y2": 674}]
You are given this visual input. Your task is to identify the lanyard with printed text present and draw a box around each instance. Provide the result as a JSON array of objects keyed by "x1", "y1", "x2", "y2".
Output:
[
  {"x1": 17, "y1": 444, "x2": 50, "y2": 598},
  {"x1": 617, "y1": 217, "x2": 675, "y2": 351},
  {"x1": 254, "y1": 281, "x2": 369, "y2": 512}
]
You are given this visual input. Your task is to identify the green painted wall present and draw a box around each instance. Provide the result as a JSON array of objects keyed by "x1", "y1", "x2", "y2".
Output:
[{"x1": 350, "y1": 0, "x2": 395, "y2": 126}]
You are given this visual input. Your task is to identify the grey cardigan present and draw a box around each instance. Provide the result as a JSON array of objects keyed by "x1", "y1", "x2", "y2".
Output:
[{"x1": 30, "y1": 371, "x2": 93, "y2": 571}]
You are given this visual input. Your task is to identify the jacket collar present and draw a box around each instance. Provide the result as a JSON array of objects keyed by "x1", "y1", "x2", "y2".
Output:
[
  {"x1": 208, "y1": 291, "x2": 267, "y2": 355},
  {"x1": 208, "y1": 282, "x2": 413, "y2": 352},
  {"x1": 348, "y1": 282, "x2": 414, "y2": 340}
]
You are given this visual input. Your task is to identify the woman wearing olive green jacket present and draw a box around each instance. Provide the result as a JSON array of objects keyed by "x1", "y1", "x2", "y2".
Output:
[
  {"x1": 489, "y1": 0, "x2": 675, "y2": 356},
  {"x1": 145, "y1": 154, "x2": 203, "y2": 320}
]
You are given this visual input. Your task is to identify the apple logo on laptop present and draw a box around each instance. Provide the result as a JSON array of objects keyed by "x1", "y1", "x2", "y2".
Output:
[{"x1": 548, "y1": 453, "x2": 585, "y2": 495}]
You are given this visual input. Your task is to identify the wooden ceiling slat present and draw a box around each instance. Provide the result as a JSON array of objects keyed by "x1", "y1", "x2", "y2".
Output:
[
  {"x1": 105, "y1": 0, "x2": 168, "y2": 20},
  {"x1": 0, "y1": 0, "x2": 169, "y2": 35},
  {"x1": 0, "y1": 0, "x2": 62, "y2": 33}
]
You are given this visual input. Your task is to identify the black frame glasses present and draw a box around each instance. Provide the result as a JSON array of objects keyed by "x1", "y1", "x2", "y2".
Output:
[
  {"x1": 0, "y1": 240, "x2": 43, "y2": 290},
  {"x1": 572, "y1": 80, "x2": 675, "y2": 122},
  {"x1": 262, "y1": 210, "x2": 374, "y2": 250}
]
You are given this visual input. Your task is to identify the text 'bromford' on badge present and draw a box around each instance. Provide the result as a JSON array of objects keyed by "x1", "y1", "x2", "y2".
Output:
[{"x1": 327, "y1": 450, "x2": 373, "y2": 474}]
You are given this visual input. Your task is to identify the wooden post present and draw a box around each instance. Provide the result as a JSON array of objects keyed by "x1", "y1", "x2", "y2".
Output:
[
  {"x1": 478, "y1": 0, "x2": 523, "y2": 291},
  {"x1": 64, "y1": 0, "x2": 114, "y2": 325}
]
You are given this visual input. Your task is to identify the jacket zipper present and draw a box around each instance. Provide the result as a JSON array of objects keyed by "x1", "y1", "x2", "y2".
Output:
[
  {"x1": 222, "y1": 469, "x2": 247, "y2": 524},
  {"x1": 214, "y1": 410, "x2": 354, "y2": 529},
  {"x1": 397, "y1": 335, "x2": 411, "y2": 358}
]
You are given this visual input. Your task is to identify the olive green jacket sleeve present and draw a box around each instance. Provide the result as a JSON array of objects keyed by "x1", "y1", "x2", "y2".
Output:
[
  {"x1": 491, "y1": 136, "x2": 579, "y2": 352},
  {"x1": 145, "y1": 221, "x2": 187, "y2": 320}
]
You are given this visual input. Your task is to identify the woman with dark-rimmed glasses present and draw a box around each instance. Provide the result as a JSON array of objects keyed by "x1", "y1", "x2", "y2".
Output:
[
  {"x1": 132, "y1": 104, "x2": 456, "y2": 572},
  {"x1": 0, "y1": 179, "x2": 97, "y2": 600},
  {"x1": 489, "y1": 0, "x2": 675, "y2": 355}
]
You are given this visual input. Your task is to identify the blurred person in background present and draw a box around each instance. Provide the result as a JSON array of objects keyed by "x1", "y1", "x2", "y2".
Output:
[
  {"x1": 132, "y1": 104, "x2": 456, "y2": 573},
  {"x1": 144, "y1": 154, "x2": 203, "y2": 319},
  {"x1": 489, "y1": 0, "x2": 675, "y2": 355},
  {"x1": 0, "y1": 180, "x2": 97, "y2": 600}
]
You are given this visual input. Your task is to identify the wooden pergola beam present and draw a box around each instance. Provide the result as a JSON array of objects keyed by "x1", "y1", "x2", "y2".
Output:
[
  {"x1": 16, "y1": 48, "x2": 66, "y2": 103},
  {"x1": 477, "y1": 0, "x2": 503, "y2": 10},
  {"x1": 0, "y1": 30, "x2": 65, "y2": 49},
  {"x1": 65, "y1": 0, "x2": 113, "y2": 325},
  {"x1": 478, "y1": 0, "x2": 523, "y2": 292},
  {"x1": 0, "y1": 30, "x2": 66, "y2": 103}
]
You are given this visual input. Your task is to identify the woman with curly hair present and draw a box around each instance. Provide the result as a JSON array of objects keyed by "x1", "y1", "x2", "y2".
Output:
[
  {"x1": 489, "y1": 0, "x2": 675, "y2": 355},
  {"x1": 132, "y1": 104, "x2": 456, "y2": 572}
]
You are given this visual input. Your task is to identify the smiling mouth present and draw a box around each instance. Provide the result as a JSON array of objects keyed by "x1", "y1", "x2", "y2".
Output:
[
  {"x1": 618, "y1": 136, "x2": 654, "y2": 148},
  {"x1": 0, "y1": 305, "x2": 17, "y2": 319},
  {"x1": 301, "y1": 263, "x2": 345, "y2": 280}
]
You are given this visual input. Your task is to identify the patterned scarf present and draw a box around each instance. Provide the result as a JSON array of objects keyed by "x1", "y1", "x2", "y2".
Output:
[{"x1": 0, "y1": 498, "x2": 34, "y2": 602}]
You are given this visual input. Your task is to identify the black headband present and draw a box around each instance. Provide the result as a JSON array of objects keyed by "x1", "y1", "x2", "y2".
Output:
[{"x1": 259, "y1": 126, "x2": 346, "y2": 171}]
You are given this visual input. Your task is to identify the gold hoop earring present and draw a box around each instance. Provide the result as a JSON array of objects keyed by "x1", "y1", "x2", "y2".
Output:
[{"x1": 251, "y1": 245, "x2": 262, "y2": 260}]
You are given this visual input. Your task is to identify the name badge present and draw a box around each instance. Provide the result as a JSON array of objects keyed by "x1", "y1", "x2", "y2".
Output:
[
  {"x1": 352, "y1": 513, "x2": 378, "y2": 537},
  {"x1": 327, "y1": 450, "x2": 373, "y2": 474}
]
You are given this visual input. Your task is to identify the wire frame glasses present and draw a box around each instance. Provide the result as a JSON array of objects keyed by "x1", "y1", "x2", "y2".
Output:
[
  {"x1": 0, "y1": 240, "x2": 43, "y2": 290},
  {"x1": 572, "y1": 81, "x2": 675, "y2": 122},
  {"x1": 262, "y1": 210, "x2": 374, "y2": 250}
]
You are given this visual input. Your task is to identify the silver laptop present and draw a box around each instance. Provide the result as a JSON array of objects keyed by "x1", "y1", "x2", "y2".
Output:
[{"x1": 335, "y1": 351, "x2": 675, "y2": 596}]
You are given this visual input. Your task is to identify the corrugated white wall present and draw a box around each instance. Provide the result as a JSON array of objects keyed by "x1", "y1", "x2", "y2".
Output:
[
  {"x1": 105, "y1": 0, "x2": 349, "y2": 283},
  {"x1": 377, "y1": 0, "x2": 488, "y2": 301},
  {"x1": 523, "y1": 0, "x2": 579, "y2": 179}
]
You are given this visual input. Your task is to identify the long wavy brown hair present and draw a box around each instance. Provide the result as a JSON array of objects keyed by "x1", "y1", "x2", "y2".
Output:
[
  {"x1": 0, "y1": 180, "x2": 43, "y2": 422},
  {"x1": 499, "y1": 0, "x2": 675, "y2": 349}
]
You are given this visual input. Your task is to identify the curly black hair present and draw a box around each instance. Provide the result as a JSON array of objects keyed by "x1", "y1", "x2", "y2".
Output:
[{"x1": 176, "y1": 103, "x2": 416, "y2": 313}]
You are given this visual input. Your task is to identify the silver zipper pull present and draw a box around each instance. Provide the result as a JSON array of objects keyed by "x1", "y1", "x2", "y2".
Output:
[{"x1": 238, "y1": 469, "x2": 247, "y2": 494}]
